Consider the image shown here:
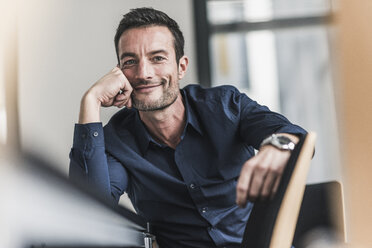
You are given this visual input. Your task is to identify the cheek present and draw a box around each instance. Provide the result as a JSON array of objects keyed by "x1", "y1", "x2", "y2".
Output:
[
  {"x1": 122, "y1": 69, "x2": 136, "y2": 82},
  {"x1": 156, "y1": 65, "x2": 179, "y2": 80}
]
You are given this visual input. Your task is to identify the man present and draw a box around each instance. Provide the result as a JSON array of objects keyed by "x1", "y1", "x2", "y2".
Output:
[{"x1": 69, "y1": 7, "x2": 306, "y2": 248}]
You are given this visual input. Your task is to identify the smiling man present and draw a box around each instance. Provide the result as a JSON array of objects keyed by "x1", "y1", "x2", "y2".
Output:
[{"x1": 69, "y1": 7, "x2": 306, "y2": 248}]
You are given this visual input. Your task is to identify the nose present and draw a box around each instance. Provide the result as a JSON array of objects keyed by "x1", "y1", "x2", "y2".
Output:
[{"x1": 136, "y1": 59, "x2": 154, "y2": 81}]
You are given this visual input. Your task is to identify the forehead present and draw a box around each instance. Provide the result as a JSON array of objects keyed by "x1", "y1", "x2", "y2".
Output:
[{"x1": 118, "y1": 26, "x2": 174, "y2": 56}]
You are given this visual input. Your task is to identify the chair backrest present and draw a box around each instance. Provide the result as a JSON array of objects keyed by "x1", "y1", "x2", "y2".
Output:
[
  {"x1": 293, "y1": 181, "x2": 346, "y2": 247},
  {"x1": 241, "y1": 132, "x2": 316, "y2": 248}
]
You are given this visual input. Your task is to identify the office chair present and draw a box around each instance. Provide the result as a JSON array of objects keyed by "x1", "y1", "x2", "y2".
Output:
[
  {"x1": 293, "y1": 180, "x2": 346, "y2": 248},
  {"x1": 241, "y1": 132, "x2": 316, "y2": 248}
]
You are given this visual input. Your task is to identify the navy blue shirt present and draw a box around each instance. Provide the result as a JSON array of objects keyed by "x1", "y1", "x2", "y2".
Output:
[{"x1": 69, "y1": 85, "x2": 306, "y2": 248}]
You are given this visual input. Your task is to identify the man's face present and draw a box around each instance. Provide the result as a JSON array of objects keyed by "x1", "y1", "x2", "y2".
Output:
[{"x1": 118, "y1": 26, "x2": 187, "y2": 111}]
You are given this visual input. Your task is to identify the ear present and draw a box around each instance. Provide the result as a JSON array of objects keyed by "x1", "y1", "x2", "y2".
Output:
[{"x1": 177, "y1": 56, "x2": 189, "y2": 80}]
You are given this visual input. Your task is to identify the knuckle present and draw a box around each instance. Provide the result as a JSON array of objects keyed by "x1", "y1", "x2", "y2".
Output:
[
  {"x1": 268, "y1": 162, "x2": 285, "y2": 174},
  {"x1": 245, "y1": 160, "x2": 256, "y2": 169},
  {"x1": 272, "y1": 187, "x2": 278, "y2": 194},
  {"x1": 237, "y1": 184, "x2": 248, "y2": 194},
  {"x1": 256, "y1": 165, "x2": 268, "y2": 174},
  {"x1": 269, "y1": 166, "x2": 280, "y2": 176}
]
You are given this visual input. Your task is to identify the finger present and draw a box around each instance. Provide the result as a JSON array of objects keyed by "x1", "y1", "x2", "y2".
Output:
[
  {"x1": 118, "y1": 81, "x2": 132, "y2": 103},
  {"x1": 122, "y1": 78, "x2": 133, "y2": 93},
  {"x1": 115, "y1": 93, "x2": 127, "y2": 101},
  {"x1": 247, "y1": 167, "x2": 267, "y2": 202},
  {"x1": 116, "y1": 101, "x2": 126, "y2": 108},
  {"x1": 114, "y1": 93, "x2": 132, "y2": 108},
  {"x1": 101, "y1": 98, "x2": 115, "y2": 107},
  {"x1": 260, "y1": 169, "x2": 277, "y2": 201},
  {"x1": 116, "y1": 96, "x2": 130, "y2": 108},
  {"x1": 270, "y1": 176, "x2": 282, "y2": 200},
  {"x1": 113, "y1": 99, "x2": 124, "y2": 107},
  {"x1": 118, "y1": 102, "x2": 127, "y2": 108},
  {"x1": 236, "y1": 159, "x2": 257, "y2": 207},
  {"x1": 246, "y1": 150, "x2": 273, "y2": 202},
  {"x1": 252, "y1": 150, "x2": 275, "y2": 201}
]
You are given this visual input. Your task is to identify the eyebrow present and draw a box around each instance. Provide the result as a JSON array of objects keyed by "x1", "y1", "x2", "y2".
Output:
[
  {"x1": 120, "y1": 52, "x2": 136, "y2": 61},
  {"x1": 149, "y1": 49, "x2": 168, "y2": 56},
  {"x1": 119, "y1": 49, "x2": 169, "y2": 61}
]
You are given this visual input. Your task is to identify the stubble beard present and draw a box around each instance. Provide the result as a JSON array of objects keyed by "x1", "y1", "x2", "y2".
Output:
[{"x1": 131, "y1": 79, "x2": 180, "y2": 112}]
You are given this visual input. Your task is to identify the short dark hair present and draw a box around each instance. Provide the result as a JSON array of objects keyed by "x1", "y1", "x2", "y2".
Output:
[{"x1": 114, "y1": 7, "x2": 185, "y2": 65}]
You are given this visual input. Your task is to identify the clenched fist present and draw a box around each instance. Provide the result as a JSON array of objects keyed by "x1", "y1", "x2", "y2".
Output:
[{"x1": 78, "y1": 67, "x2": 133, "y2": 124}]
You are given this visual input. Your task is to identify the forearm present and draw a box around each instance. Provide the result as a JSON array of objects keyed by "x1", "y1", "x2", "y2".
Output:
[
  {"x1": 239, "y1": 99, "x2": 306, "y2": 149},
  {"x1": 78, "y1": 90, "x2": 101, "y2": 124},
  {"x1": 71, "y1": 68, "x2": 132, "y2": 202}
]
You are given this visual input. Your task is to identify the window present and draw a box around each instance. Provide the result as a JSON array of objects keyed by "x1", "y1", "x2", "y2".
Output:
[{"x1": 193, "y1": 0, "x2": 341, "y2": 182}]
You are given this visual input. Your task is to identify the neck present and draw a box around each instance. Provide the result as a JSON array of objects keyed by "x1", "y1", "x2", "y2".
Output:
[{"x1": 139, "y1": 93, "x2": 186, "y2": 149}]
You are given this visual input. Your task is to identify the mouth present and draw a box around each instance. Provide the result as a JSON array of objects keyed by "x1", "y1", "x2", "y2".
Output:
[{"x1": 134, "y1": 82, "x2": 163, "y2": 93}]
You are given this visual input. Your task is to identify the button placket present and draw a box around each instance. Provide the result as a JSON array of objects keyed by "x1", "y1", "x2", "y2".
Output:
[{"x1": 201, "y1": 207, "x2": 208, "y2": 213}]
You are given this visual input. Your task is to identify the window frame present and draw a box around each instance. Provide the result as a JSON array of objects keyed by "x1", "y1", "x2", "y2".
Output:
[{"x1": 192, "y1": 0, "x2": 332, "y2": 87}]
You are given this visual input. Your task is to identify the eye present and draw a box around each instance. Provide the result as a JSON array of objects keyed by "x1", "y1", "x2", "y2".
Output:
[
  {"x1": 124, "y1": 59, "x2": 136, "y2": 65},
  {"x1": 152, "y1": 56, "x2": 166, "y2": 62},
  {"x1": 121, "y1": 59, "x2": 137, "y2": 69}
]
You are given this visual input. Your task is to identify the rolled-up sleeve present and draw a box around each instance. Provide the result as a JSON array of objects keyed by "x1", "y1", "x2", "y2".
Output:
[{"x1": 238, "y1": 91, "x2": 306, "y2": 149}]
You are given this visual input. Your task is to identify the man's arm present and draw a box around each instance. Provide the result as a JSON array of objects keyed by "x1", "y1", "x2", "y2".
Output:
[
  {"x1": 236, "y1": 133, "x2": 299, "y2": 207},
  {"x1": 79, "y1": 67, "x2": 132, "y2": 124},
  {"x1": 235, "y1": 89, "x2": 306, "y2": 206},
  {"x1": 69, "y1": 67, "x2": 132, "y2": 203}
]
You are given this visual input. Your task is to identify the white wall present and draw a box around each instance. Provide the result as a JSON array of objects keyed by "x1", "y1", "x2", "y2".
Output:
[{"x1": 18, "y1": 0, "x2": 197, "y2": 174}]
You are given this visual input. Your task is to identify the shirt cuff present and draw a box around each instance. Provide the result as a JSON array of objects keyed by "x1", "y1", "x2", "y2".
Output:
[
  {"x1": 274, "y1": 124, "x2": 307, "y2": 137},
  {"x1": 73, "y1": 122, "x2": 105, "y2": 150}
]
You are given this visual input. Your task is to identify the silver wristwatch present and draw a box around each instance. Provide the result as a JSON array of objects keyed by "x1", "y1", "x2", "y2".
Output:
[{"x1": 260, "y1": 134, "x2": 295, "y2": 151}]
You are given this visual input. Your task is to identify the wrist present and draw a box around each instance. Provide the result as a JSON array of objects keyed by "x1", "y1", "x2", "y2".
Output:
[
  {"x1": 82, "y1": 89, "x2": 102, "y2": 107},
  {"x1": 78, "y1": 91, "x2": 101, "y2": 124},
  {"x1": 260, "y1": 134, "x2": 296, "y2": 151}
]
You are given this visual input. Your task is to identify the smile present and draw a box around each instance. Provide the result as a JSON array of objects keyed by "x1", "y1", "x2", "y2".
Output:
[{"x1": 134, "y1": 84, "x2": 162, "y2": 93}]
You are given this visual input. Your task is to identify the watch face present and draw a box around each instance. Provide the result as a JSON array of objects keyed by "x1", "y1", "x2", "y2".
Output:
[
  {"x1": 260, "y1": 134, "x2": 295, "y2": 150},
  {"x1": 277, "y1": 136, "x2": 292, "y2": 145}
]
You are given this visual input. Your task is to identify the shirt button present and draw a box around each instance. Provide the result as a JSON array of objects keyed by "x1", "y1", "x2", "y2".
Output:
[
  {"x1": 190, "y1": 183, "x2": 196, "y2": 189},
  {"x1": 201, "y1": 207, "x2": 208, "y2": 213},
  {"x1": 93, "y1": 131, "x2": 99, "y2": 137}
]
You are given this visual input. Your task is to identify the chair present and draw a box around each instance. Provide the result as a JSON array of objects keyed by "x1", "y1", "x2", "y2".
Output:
[
  {"x1": 241, "y1": 132, "x2": 317, "y2": 248},
  {"x1": 293, "y1": 181, "x2": 346, "y2": 248}
]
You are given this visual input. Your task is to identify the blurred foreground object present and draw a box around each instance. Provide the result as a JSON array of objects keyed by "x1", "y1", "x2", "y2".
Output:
[
  {"x1": 0, "y1": 151, "x2": 147, "y2": 248},
  {"x1": 0, "y1": 0, "x2": 20, "y2": 150},
  {"x1": 334, "y1": 0, "x2": 372, "y2": 246}
]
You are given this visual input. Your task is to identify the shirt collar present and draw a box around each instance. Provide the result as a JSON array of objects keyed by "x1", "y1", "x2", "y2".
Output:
[
  {"x1": 133, "y1": 89, "x2": 203, "y2": 155},
  {"x1": 181, "y1": 88, "x2": 203, "y2": 136}
]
